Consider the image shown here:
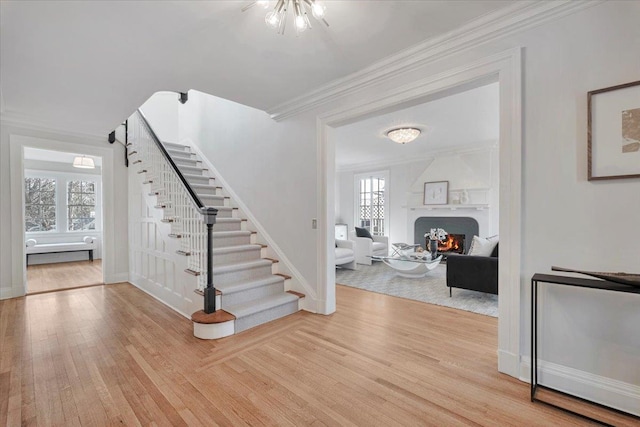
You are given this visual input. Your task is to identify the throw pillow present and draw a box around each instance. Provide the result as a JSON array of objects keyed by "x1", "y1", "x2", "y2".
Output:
[
  {"x1": 468, "y1": 235, "x2": 499, "y2": 257},
  {"x1": 355, "y1": 227, "x2": 373, "y2": 240}
]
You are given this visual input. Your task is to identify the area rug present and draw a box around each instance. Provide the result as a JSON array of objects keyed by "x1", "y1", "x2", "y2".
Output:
[{"x1": 336, "y1": 262, "x2": 498, "y2": 317}]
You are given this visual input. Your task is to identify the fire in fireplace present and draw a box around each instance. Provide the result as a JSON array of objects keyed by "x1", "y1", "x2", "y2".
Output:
[{"x1": 427, "y1": 234, "x2": 465, "y2": 255}]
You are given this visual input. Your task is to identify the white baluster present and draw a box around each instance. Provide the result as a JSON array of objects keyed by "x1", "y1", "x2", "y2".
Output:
[{"x1": 128, "y1": 111, "x2": 213, "y2": 290}]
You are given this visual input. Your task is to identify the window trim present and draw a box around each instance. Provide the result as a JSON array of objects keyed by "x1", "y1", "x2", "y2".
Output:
[{"x1": 353, "y1": 170, "x2": 389, "y2": 237}]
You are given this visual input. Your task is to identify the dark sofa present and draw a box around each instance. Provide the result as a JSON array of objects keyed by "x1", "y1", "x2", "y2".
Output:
[{"x1": 446, "y1": 243, "x2": 498, "y2": 296}]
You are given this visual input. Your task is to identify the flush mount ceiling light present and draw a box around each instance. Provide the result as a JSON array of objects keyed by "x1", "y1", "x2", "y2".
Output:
[
  {"x1": 73, "y1": 155, "x2": 95, "y2": 169},
  {"x1": 242, "y1": 0, "x2": 328, "y2": 35},
  {"x1": 387, "y1": 128, "x2": 421, "y2": 144}
]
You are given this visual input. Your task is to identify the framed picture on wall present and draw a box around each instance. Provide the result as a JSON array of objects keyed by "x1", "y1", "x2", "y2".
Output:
[
  {"x1": 588, "y1": 80, "x2": 640, "y2": 180},
  {"x1": 423, "y1": 181, "x2": 449, "y2": 205}
]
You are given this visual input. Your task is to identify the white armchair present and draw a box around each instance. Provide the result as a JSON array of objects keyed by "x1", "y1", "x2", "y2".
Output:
[
  {"x1": 349, "y1": 231, "x2": 389, "y2": 265},
  {"x1": 335, "y1": 239, "x2": 357, "y2": 270}
]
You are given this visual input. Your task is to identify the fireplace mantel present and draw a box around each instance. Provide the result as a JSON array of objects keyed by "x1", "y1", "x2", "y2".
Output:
[{"x1": 405, "y1": 204, "x2": 489, "y2": 211}]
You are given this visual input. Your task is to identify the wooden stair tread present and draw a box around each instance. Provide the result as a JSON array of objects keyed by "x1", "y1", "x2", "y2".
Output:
[
  {"x1": 286, "y1": 290, "x2": 305, "y2": 299},
  {"x1": 263, "y1": 257, "x2": 279, "y2": 263},
  {"x1": 176, "y1": 250, "x2": 191, "y2": 256},
  {"x1": 191, "y1": 309, "x2": 235, "y2": 324},
  {"x1": 275, "y1": 273, "x2": 292, "y2": 280}
]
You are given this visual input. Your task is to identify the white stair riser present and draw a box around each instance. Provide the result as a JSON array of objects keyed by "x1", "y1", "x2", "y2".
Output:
[
  {"x1": 194, "y1": 186, "x2": 218, "y2": 196},
  {"x1": 213, "y1": 248, "x2": 262, "y2": 266},
  {"x1": 213, "y1": 233, "x2": 251, "y2": 247},
  {"x1": 213, "y1": 221, "x2": 242, "y2": 232},
  {"x1": 167, "y1": 150, "x2": 193, "y2": 159},
  {"x1": 214, "y1": 209, "x2": 233, "y2": 219},
  {"x1": 234, "y1": 299, "x2": 299, "y2": 333},
  {"x1": 214, "y1": 264, "x2": 273, "y2": 286},
  {"x1": 200, "y1": 198, "x2": 225, "y2": 207},
  {"x1": 174, "y1": 158, "x2": 199, "y2": 167},
  {"x1": 185, "y1": 176, "x2": 211, "y2": 185},
  {"x1": 220, "y1": 280, "x2": 285, "y2": 307},
  {"x1": 164, "y1": 142, "x2": 190, "y2": 152},
  {"x1": 178, "y1": 165, "x2": 206, "y2": 175}
]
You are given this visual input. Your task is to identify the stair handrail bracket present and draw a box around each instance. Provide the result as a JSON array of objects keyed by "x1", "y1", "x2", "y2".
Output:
[{"x1": 129, "y1": 109, "x2": 218, "y2": 313}]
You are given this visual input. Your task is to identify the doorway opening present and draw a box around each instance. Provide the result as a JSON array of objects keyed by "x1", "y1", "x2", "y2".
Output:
[
  {"x1": 23, "y1": 147, "x2": 104, "y2": 294},
  {"x1": 318, "y1": 48, "x2": 522, "y2": 377},
  {"x1": 333, "y1": 81, "x2": 500, "y2": 317}
]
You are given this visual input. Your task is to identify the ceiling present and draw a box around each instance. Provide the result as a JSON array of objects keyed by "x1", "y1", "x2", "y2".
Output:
[
  {"x1": 334, "y1": 82, "x2": 499, "y2": 168},
  {"x1": 0, "y1": 1, "x2": 515, "y2": 135},
  {"x1": 24, "y1": 147, "x2": 102, "y2": 167}
]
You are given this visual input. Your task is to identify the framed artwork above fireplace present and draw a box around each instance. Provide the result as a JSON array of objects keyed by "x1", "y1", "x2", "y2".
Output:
[{"x1": 423, "y1": 181, "x2": 449, "y2": 205}]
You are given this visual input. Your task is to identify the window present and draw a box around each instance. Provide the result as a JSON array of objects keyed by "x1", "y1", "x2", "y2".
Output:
[
  {"x1": 25, "y1": 170, "x2": 101, "y2": 235},
  {"x1": 67, "y1": 180, "x2": 96, "y2": 231},
  {"x1": 25, "y1": 177, "x2": 57, "y2": 232},
  {"x1": 358, "y1": 175, "x2": 385, "y2": 236}
]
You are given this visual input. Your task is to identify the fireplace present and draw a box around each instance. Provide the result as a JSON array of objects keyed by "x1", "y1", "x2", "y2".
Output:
[
  {"x1": 430, "y1": 233, "x2": 465, "y2": 255},
  {"x1": 414, "y1": 217, "x2": 479, "y2": 255}
]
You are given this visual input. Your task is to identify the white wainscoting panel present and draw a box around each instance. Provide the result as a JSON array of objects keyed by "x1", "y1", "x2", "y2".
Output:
[{"x1": 128, "y1": 168, "x2": 201, "y2": 318}]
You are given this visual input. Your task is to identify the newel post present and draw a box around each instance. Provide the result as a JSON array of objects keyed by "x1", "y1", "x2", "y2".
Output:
[{"x1": 203, "y1": 207, "x2": 218, "y2": 313}]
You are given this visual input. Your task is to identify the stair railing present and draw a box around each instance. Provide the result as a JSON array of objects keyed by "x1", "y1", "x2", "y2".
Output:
[{"x1": 128, "y1": 109, "x2": 218, "y2": 314}]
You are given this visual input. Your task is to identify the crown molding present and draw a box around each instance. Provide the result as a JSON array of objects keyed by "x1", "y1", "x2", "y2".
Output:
[
  {"x1": 267, "y1": 0, "x2": 604, "y2": 121},
  {"x1": 0, "y1": 110, "x2": 105, "y2": 143},
  {"x1": 336, "y1": 140, "x2": 497, "y2": 173}
]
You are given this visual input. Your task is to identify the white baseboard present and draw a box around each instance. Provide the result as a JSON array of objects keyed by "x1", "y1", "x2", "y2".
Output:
[
  {"x1": 520, "y1": 357, "x2": 640, "y2": 417},
  {"x1": 104, "y1": 272, "x2": 129, "y2": 284},
  {"x1": 0, "y1": 287, "x2": 16, "y2": 300},
  {"x1": 498, "y1": 349, "x2": 520, "y2": 378}
]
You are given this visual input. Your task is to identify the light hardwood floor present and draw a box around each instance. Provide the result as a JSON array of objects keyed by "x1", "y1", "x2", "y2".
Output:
[
  {"x1": 27, "y1": 260, "x2": 103, "y2": 294},
  {"x1": 0, "y1": 283, "x2": 634, "y2": 426}
]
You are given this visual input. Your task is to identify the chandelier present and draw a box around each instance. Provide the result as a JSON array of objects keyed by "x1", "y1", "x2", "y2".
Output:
[
  {"x1": 387, "y1": 128, "x2": 421, "y2": 144},
  {"x1": 243, "y1": 0, "x2": 328, "y2": 35},
  {"x1": 72, "y1": 155, "x2": 95, "y2": 169}
]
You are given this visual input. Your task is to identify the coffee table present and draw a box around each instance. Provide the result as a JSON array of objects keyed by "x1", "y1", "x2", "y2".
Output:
[
  {"x1": 390, "y1": 242, "x2": 421, "y2": 257},
  {"x1": 372, "y1": 253, "x2": 443, "y2": 278}
]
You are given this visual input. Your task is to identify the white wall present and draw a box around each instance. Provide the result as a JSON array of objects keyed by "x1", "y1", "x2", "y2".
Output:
[
  {"x1": 139, "y1": 92, "x2": 180, "y2": 143},
  {"x1": 143, "y1": 1, "x2": 639, "y2": 413},
  {"x1": 0, "y1": 121, "x2": 130, "y2": 298}
]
